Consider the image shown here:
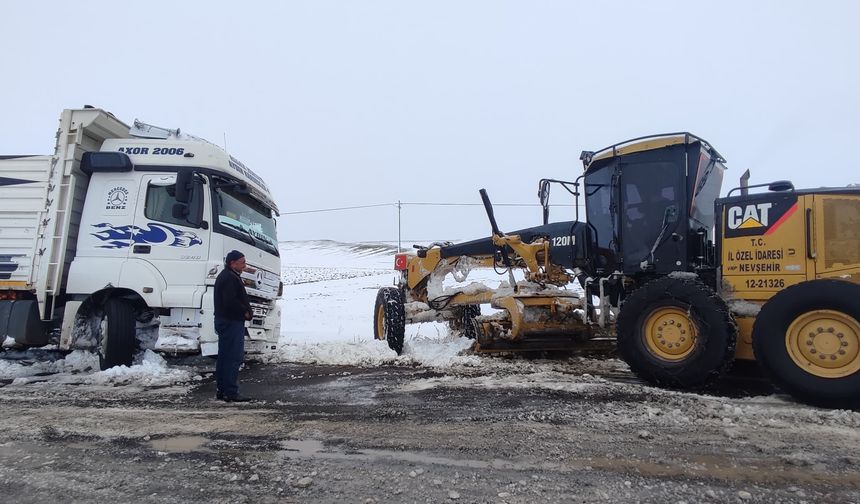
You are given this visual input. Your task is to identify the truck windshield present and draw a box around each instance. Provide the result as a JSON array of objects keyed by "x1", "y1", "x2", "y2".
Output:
[{"x1": 213, "y1": 183, "x2": 279, "y2": 256}]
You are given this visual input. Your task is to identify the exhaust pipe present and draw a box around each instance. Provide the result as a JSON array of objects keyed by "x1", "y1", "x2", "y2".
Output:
[{"x1": 740, "y1": 169, "x2": 750, "y2": 196}]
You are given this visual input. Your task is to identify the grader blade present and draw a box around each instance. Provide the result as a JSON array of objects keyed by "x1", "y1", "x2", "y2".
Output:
[{"x1": 468, "y1": 293, "x2": 604, "y2": 353}]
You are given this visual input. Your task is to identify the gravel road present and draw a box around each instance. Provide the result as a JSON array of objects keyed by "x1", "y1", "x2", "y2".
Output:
[{"x1": 1, "y1": 355, "x2": 858, "y2": 503}]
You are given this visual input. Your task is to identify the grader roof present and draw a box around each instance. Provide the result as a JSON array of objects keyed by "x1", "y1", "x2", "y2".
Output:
[{"x1": 581, "y1": 132, "x2": 725, "y2": 173}]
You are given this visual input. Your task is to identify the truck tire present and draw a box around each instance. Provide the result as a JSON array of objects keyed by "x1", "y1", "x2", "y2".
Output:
[
  {"x1": 98, "y1": 298, "x2": 136, "y2": 370},
  {"x1": 752, "y1": 280, "x2": 860, "y2": 409},
  {"x1": 616, "y1": 276, "x2": 737, "y2": 389},
  {"x1": 374, "y1": 287, "x2": 405, "y2": 355}
]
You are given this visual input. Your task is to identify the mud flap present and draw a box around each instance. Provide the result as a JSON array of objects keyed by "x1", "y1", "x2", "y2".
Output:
[{"x1": 0, "y1": 300, "x2": 48, "y2": 346}]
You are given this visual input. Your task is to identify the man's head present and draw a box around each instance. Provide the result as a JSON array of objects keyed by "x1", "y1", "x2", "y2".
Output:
[{"x1": 225, "y1": 250, "x2": 246, "y2": 273}]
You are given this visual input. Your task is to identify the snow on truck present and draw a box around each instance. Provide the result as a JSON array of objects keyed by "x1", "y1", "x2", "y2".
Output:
[{"x1": 0, "y1": 107, "x2": 282, "y2": 369}]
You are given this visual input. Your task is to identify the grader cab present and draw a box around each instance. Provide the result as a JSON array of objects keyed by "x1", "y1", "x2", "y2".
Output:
[{"x1": 374, "y1": 133, "x2": 860, "y2": 408}]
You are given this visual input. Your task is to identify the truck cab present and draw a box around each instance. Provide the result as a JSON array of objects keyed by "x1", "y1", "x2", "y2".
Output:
[{"x1": 0, "y1": 108, "x2": 282, "y2": 368}]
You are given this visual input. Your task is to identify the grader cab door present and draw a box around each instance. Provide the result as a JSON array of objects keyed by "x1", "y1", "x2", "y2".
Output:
[{"x1": 618, "y1": 161, "x2": 684, "y2": 272}]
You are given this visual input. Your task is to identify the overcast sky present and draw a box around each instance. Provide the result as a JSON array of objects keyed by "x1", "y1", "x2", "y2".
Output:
[{"x1": 2, "y1": 1, "x2": 858, "y2": 244}]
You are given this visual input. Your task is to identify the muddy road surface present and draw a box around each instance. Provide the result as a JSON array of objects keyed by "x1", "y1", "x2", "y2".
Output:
[{"x1": 1, "y1": 355, "x2": 859, "y2": 503}]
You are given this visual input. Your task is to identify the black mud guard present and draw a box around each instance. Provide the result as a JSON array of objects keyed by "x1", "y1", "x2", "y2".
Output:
[{"x1": 0, "y1": 300, "x2": 48, "y2": 346}]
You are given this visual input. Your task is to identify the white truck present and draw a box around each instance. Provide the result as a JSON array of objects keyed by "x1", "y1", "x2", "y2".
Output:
[{"x1": 0, "y1": 107, "x2": 282, "y2": 369}]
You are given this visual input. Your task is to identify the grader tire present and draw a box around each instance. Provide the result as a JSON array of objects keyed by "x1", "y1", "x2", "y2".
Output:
[
  {"x1": 374, "y1": 287, "x2": 405, "y2": 355},
  {"x1": 462, "y1": 305, "x2": 481, "y2": 340},
  {"x1": 617, "y1": 276, "x2": 737, "y2": 389},
  {"x1": 449, "y1": 305, "x2": 481, "y2": 339},
  {"x1": 98, "y1": 298, "x2": 136, "y2": 370},
  {"x1": 752, "y1": 280, "x2": 860, "y2": 409}
]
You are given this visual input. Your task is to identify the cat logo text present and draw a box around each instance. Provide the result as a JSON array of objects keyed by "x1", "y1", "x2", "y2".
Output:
[{"x1": 727, "y1": 203, "x2": 772, "y2": 230}]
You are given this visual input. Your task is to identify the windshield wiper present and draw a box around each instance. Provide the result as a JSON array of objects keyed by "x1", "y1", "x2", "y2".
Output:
[
  {"x1": 220, "y1": 220, "x2": 280, "y2": 254},
  {"x1": 220, "y1": 220, "x2": 257, "y2": 246}
]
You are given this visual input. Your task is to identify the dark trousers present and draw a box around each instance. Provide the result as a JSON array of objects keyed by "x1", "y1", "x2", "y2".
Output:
[{"x1": 214, "y1": 316, "x2": 246, "y2": 398}]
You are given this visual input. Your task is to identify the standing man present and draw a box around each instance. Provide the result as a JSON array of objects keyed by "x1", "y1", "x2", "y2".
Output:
[{"x1": 214, "y1": 250, "x2": 253, "y2": 402}]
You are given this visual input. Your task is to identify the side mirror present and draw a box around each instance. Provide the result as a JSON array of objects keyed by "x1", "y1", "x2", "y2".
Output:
[
  {"x1": 172, "y1": 175, "x2": 205, "y2": 227},
  {"x1": 175, "y1": 170, "x2": 193, "y2": 203}
]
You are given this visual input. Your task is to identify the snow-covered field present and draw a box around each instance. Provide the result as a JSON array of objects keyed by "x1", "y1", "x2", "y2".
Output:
[{"x1": 276, "y1": 240, "x2": 491, "y2": 367}]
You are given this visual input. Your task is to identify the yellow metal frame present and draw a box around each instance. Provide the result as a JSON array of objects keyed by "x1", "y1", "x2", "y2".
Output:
[
  {"x1": 590, "y1": 135, "x2": 688, "y2": 164},
  {"x1": 0, "y1": 281, "x2": 28, "y2": 288},
  {"x1": 405, "y1": 233, "x2": 572, "y2": 298},
  {"x1": 489, "y1": 294, "x2": 582, "y2": 340}
]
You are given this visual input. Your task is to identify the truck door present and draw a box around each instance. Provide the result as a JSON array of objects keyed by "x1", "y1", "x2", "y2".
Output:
[{"x1": 130, "y1": 173, "x2": 211, "y2": 307}]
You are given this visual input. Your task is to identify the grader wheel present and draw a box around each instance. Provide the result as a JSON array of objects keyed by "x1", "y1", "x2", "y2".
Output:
[
  {"x1": 641, "y1": 306, "x2": 698, "y2": 361},
  {"x1": 753, "y1": 279, "x2": 860, "y2": 409},
  {"x1": 373, "y1": 287, "x2": 405, "y2": 355},
  {"x1": 448, "y1": 305, "x2": 481, "y2": 339},
  {"x1": 617, "y1": 276, "x2": 737, "y2": 389}
]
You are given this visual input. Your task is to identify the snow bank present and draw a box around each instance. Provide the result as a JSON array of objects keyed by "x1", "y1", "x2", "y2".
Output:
[
  {"x1": 81, "y1": 350, "x2": 193, "y2": 387},
  {"x1": 0, "y1": 350, "x2": 98, "y2": 380},
  {"x1": 270, "y1": 340, "x2": 397, "y2": 367},
  {"x1": 402, "y1": 335, "x2": 482, "y2": 367},
  {"x1": 5, "y1": 350, "x2": 193, "y2": 387},
  {"x1": 267, "y1": 334, "x2": 480, "y2": 369}
]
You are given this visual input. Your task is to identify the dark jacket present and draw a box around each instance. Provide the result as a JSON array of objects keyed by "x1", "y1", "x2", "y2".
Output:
[{"x1": 214, "y1": 267, "x2": 252, "y2": 321}]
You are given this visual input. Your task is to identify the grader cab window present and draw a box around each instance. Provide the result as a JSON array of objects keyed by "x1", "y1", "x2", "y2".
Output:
[
  {"x1": 584, "y1": 164, "x2": 616, "y2": 269},
  {"x1": 690, "y1": 153, "x2": 726, "y2": 232},
  {"x1": 820, "y1": 196, "x2": 860, "y2": 271}
]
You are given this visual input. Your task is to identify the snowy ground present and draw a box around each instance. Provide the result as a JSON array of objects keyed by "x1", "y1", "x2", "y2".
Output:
[
  {"x1": 2, "y1": 241, "x2": 860, "y2": 503},
  {"x1": 3, "y1": 239, "x2": 860, "y2": 415},
  {"x1": 277, "y1": 239, "x2": 515, "y2": 367}
]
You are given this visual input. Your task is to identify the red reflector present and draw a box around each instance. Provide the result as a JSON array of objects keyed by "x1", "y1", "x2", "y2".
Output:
[{"x1": 394, "y1": 254, "x2": 408, "y2": 270}]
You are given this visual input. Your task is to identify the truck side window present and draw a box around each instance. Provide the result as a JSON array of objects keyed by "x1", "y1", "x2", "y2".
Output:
[{"x1": 144, "y1": 182, "x2": 200, "y2": 227}]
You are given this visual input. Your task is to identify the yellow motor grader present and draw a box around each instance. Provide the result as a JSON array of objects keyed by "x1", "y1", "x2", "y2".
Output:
[{"x1": 373, "y1": 133, "x2": 860, "y2": 408}]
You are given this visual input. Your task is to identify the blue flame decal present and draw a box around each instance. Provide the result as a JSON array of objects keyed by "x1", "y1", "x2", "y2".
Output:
[{"x1": 91, "y1": 223, "x2": 203, "y2": 249}]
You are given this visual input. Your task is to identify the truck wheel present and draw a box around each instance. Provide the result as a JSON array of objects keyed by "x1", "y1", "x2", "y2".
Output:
[
  {"x1": 752, "y1": 280, "x2": 860, "y2": 409},
  {"x1": 374, "y1": 287, "x2": 405, "y2": 355},
  {"x1": 98, "y1": 298, "x2": 136, "y2": 370},
  {"x1": 616, "y1": 276, "x2": 737, "y2": 389}
]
